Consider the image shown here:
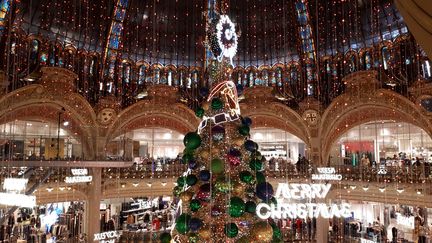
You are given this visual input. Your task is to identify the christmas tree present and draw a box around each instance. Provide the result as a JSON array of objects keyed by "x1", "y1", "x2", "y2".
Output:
[{"x1": 159, "y1": 13, "x2": 282, "y2": 243}]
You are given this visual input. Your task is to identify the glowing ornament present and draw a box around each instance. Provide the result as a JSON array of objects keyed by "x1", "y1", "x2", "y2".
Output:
[
  {"x1": 173, "y1": 186, "x2": 182, "y2": 197},
  {"x1": 195, "y1": 107, "x2": 204, "y2": 118},
  {"x1": 216, "y1": 15, "x2": 238, "y2": 65},
  {"x1": 211, "y1": 125, "x2": 225, "y2": 142},
  {"x1": 179, "y1": 191, "x2": 194, "y2": 203},
  {"x1": 199, "y1": 170, "x2": 210, "y2": 181},
  {"x1": 224, "y1": 223, "x2": 239, "y2": 238},
  {"x1": 211, "y1": 97, "x2": 224, "y2": 110},
  {"x1": 188, "y1": 218, "x2": 202, "y2": 232},
  {"x1": 211, "y1": 158, "x2": 224, "y2": 174},
  {"x1": 256, "y1": 182, "x2": 274, "y2": 201},
  {"x1": 249, "y1": 158, "x2": 263, "y2": 171},
  {"x1": 241, "y1": 117, "x2": 252, "y2": 126},
  {"x1": 250, "y1": 222, "x2": 273, "y2": 242},
  {"x1": 177, "y1": 176, "x2": 186, "y2": 187},
  {"x1": 186, "y1": 174, "x2": 198, "y2": 186},
  {"x1": 196, "y1": 183, "x2": 211, "y2": 201},
  {"x1": 189, "y1": 199, "x2": 201, "y2": 212},
  {"x1": 159, "y1": 232, "x2": 171, "y2": 243},
  {"x1": 245, "y1": 201, "x2": 257, "y2": 213},
  {"x1": 239, "y1": 171, "x2": 254, "y2": 184},
  {"x1": 244, "y1": 140, "x2": 258, "y2": 152},
  {"x1": 238, "y1": 125, "x2": 250, "y2": 136},
  {"x1": 182, "y1": 153, "x2": 194, "y2": 164},
  {"x1": 183, "y1": 132, "x2": 202, "y2": 150},
  {"x1": 175, "y1": 214, "x2": 191, "y2": 234},
  {"x1": 256, "y1": 171, "x2": 266, "y2": 184},
  {"x1": 229, "y1": 197, "x2": 245, "y2": 217}
]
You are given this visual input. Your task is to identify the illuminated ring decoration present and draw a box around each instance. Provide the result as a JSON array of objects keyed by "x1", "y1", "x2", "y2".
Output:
[{"x1": 216, "y1": 15, "x2": 238, "y2": 65}]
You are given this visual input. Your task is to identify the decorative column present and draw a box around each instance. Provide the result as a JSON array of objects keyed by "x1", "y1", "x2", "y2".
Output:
[{"x1": 86, "y1": 168, "x2": 102, "y2": 242}]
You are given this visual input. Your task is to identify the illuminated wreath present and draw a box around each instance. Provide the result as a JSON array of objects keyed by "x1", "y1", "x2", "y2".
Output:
[{"x1": 216, "y1": 15, "x2": 238, "y2": 65}]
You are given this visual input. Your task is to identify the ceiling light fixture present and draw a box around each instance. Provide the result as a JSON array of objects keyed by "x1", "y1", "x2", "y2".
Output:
[{"x1": 396, "y1": 188, "x2": 404, "y2": 193}]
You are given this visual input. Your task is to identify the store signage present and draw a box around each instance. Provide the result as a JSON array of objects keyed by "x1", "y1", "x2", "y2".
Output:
[
  {"x1": 0, "y1": 193, "x2": 36, "y2": 208},
  {"x1": 3, "y1": 178, "x2": 28, "y2": 191},
  {"x1": 131, "y1": 199, "x2": 152, "y2": 210},
  {"x1": 256, "y1": 183, "x2": 351, "y2": 220},
  {"x1": 65, "y1": 168, "x2": 92, "y2": 183},
  {"x1": 93, "y1": 231, "x2": 121, "y2": 243},
  {"x1": 377, "y1": 165, "x2": 387, "y2": 175},
  {"x1": 396, "y1": 213, "x2": 414, "y2": 229},
  {"x1": 312, "y1": 167, "x2": 342, "y2": 181},
  {"x1": 360, "y1": 239, "x2": 375, "y2": 243},
  {"x1": 71, "y1": 169, "x2": 88, "y2": 176}
]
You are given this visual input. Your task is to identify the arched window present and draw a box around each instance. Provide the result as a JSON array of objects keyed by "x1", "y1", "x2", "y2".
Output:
[
  {"x1": 421, "y1": 59, "x2": 431, "y2": 79},
  {"x1": 191, "y1": 70, "x2": 199, "y2": 85},
  {"x1": 153, "y1": 68, "x2": 160, "y2": 84},
  {"x1": 362, "y1": 51, "x2": 372, "y2": 70},
  {"x1": 234, "y1": 70, "x2": 243, "y2": 85},
  {"x1": 261, "y1": 70, "x2": 269, "y2": 86},
  {"x1": 138, "y1": 65, "x2": 146, "y2": 85},
  {"x1": 167, "y1": 70, "x2": 173, "y2": 86},
  {"x1": 29, "y1": 39, "x2": 40, "y2": 68},
  {"x1": 89, "y1": 57, "x2": 98, "y2": 76},
  {"x1": 275, "y1": 67, "x2": 283, "y2": 87},
  {"x1": 122, "y1": 63, "x2": 131, "y2": 84},
  {"x1": 179, "y1": 70, "x2": 185, "y2": 87},
  {"x1": 381, "y1": 46, "x2": 391, "y2": 70},
  {"x1": 345, "y1": 54, "x2": 357, "y2": 74},
  {"x1": 248, "y1": 71, "x2": 255, "y2": 87}
]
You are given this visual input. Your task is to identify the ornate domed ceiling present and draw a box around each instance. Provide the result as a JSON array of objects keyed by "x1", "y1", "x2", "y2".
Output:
[{"x1": 15, "y1": 0, "x2": 406, "y2": 66}]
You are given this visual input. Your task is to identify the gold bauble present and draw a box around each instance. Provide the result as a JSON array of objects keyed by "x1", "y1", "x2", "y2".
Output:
[
  {"x1": 179, "y1": 191, "x2": 194, "y2": 203},
  {"x1": 236, "y1": 235, "x2": 252, "y2": 243},
  {"x1": 232, "y1": 181, "x2": 245, "y2": 196},
  {"x1": 211, "y1": 147, "x2": 220, "y2": 156},
  {"x1": 202, "y1": 102, "x2": 210, "y2": 111},
  {"x1": 233, "y1": 137, "x2": 244, "y2": 146},
  {"x1": 250, "y1": 222, "x2": 273, "y2": 242},
  {"x1": 200, "y1": 150, "x2": 210, "y2": 160},
  {"x1": 198, "y1": 226, "x2": 211, "y2": 240}
]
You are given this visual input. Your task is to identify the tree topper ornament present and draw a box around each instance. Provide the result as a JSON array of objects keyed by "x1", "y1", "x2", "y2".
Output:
[{"x1": 216, "y1": 15, "x2": 238, "y2": 66}]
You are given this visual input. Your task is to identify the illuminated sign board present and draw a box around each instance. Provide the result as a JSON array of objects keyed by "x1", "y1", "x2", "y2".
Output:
[
  {"x1": 71, "y1": 169, "x2": 88, "y2": 176},
  {"x1": 65, "y1": 168, "x2": 92, "y2": 183},
  {"x1": 312, "y1": 167, "x2": 342, "y2": 181},
  {"x1": 3, "y1": 178, "x2": 28, "y2": 191},
  {"x1": 94, "y1": 231, "x2": 121, "y2": 243},
  {"x1": 0, "y1": 193, "x2": 36, "y2": 208},
  {"x1": 256, "y1": 183, "x2": 351, "y2": 220}
]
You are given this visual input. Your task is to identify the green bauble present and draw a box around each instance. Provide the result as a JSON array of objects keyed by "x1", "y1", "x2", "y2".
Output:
[
  {"x1": 186, "y1": 174, "x2": 198, "y2": 186},
  {"x1": 229, "y1": 197, "x2": 245, "y2": 217},
  {"x1": 160, "y1": 232, "x2": 172, "y2": 243},
  {"x1": 195, "y1": 107, "x2": 205, "y2": 118},
  {"x1": 271, "y1": 223, "x2": 283, "y2": 242},
  {"x1": 251, "y1": 151, "x2": 263, "y2": 160},
  {"x1": 249, "y1": 159, "x2": 263, "y2": 171},
  {"x1": 173, "y1": 186, "x2": 182, "y2": 197},
  {"x1": 190, "y1": 199, "x2": 201, "y2": 212},
  {"x1": 182, "y1": 153, "x2": 194, "y2": 164},
  {"x1": 183, "y1": 132, "x2": 202, "y2": 150},
  {"x1": 175, "y1": 213, "x2": 191, "y2": 234},
  {"x1": 239, "y1": 171, "x2": 254, "y2": 184},
  {"x1": 256, "y1": 171, "x2": 266, "y2": 184},
  {"x1": 211, "y1": 98, "x2": 224, "y2": 110},
  {"x1": 177, "y1": 176, "x2": 186, "y2": 187},
  {"x1": 211, "y1": 158, "x2": 224, "y2": 174},
  {"x1": 245, "y1": 201, "x2": 257, "y2": 214},
  {"x1": 225, "y1": 223, "x2": 239, "y2": 238},
  {"x1": 262, "y1": 197, "x2": 278, "y2": 206},
  {"x1": 238, "y1": 125, "x2": 250, "y2": 136}
]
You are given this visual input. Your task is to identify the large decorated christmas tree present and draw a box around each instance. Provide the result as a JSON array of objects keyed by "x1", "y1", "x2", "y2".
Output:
[{"x1": 160, "y1": 11, "x2": 282, "y2": 243}]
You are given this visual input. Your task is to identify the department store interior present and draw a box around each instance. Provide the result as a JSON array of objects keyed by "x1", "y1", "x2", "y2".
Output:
[{"x1": 0, "y1": 0, "x2": 431, "y2": 242}]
